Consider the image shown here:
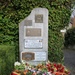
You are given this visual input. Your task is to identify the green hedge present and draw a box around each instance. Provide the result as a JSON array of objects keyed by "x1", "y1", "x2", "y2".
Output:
[
  {"x1": 48, "y1": 30, "x2": 64, "y2": 62},
  {"x1": 0, "y1": 0, "x2": 71, "y2": 67},
  {"x1": 0, "y1": 45, "x2": 15, "y2": 75}
]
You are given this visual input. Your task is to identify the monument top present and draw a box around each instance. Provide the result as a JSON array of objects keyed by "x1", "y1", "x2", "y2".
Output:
[{"x1": 19, "y1": 8, "x2": 48, "y2": 24}]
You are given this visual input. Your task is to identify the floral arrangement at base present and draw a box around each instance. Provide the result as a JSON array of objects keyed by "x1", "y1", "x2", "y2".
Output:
[{"x1": 10, "y1": 61, "x2": 70, "y2": 75}]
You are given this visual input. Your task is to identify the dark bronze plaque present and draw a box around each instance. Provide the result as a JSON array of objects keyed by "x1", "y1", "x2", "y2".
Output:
[
  {"x1": 22, "y1": 52, "x2": 35, "y2": 61},
  {"x1": 35, "y1": 14, "x2": 43, "y2": 23},
  {"x1": 26, "y1": 28, "x2": 41, "y2": 37},
  {"x1": 24, "y1": 20, "x2": 32, "y2": 26}
]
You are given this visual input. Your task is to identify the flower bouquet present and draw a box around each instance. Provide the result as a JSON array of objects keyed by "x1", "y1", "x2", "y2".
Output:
[{"x1": 10, "y1": 61, "x2": 70, "y2": 75}]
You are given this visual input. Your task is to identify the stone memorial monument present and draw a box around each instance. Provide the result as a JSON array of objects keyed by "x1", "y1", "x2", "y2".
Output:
[{"x1": 19, "y1": 8, "x2": 48, "y2": 65}]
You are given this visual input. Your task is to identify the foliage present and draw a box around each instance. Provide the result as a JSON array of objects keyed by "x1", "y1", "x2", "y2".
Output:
[
  {"x1": 0, "y1": 45, "x2": 15, "y2": 75},
  {"x1": 48, "y1": 0, "x2": 71, "y2": 62},
  {"x1": 0, "y1": 0, "x2": 72, "y2": 74},
  {"x1": 64, "y1": 28, "x2": 75, "y2": 47},
  {"x1": 48, "y1": 0, "x2": 71, "y2": 31},
  {"x1": 48, "y1": 30, "x2": 64, "y2": 62},
  {"x1": 71, "y1": 0, "x2": 75, "y2": 8}
]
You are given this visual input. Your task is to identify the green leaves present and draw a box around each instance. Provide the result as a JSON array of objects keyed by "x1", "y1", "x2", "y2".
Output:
[
  {"x1": 48, "y1": 0, "x2": 70, "y2": 63},
  {"x1": 0, "y1": 45, "x2": 15, "y2": 75},
  {"x1": 48, "y1": 30, "x2": 64, "y2": 62}
]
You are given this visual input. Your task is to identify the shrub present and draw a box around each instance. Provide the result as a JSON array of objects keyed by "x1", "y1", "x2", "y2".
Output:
[
  {"x1": 64, "y1": 28, "x2": 75, "y2": 47},
  {"x1": 0, "y1": 45, "x2": 15, "y2": 75},
  {"x1": 48, "y1": 30, "x2": 64, "y2": 63}
]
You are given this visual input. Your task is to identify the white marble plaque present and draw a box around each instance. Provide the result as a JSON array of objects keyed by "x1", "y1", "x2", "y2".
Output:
[
  {"x1": 25, "y1": 39, "x2": 43, "y2": 48},
  {"x1": 34, "y1": 52, "x2": 46, "y2": 61}
]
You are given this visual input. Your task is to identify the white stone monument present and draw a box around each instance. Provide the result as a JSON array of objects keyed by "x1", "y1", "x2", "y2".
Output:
[{"x1": 19, "y1": 8, "x2": 48, "y2": 65}]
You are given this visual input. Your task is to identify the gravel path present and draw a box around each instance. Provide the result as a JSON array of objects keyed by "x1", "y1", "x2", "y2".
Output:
[{"x1": 63, "y1": 49, "x2": 75, "y2": 75}]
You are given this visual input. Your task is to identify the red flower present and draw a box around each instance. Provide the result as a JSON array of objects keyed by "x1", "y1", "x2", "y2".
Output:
[
  {"x1": 54, "y1": 63, "x2": 57, "y2": 68},
  {"x1": 50, "y1": 68, "x2": 54, "y2": 73},
  {"x1": 46, "y1": 63, "x2": 51, "y2": 67},
  {"x1": 57, "y1": 64, "x2": 62, "y2": 69},
  {"x1": 10, "y1": 72, "x2": 18, "y2": 75},
  {"x1": 59, "y1": 66, "x2": 64, "y2": 72},
  {"x1": 46, "y1": 63, "x2": 51, "y2": 71}
]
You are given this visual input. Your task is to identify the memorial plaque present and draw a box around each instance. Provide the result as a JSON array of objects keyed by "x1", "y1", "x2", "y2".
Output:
[
  {"x1": 22, "y1": 52, "x2": 47, "y2": 61},
  {"x1": 22, "y1": 52, "x2": 35, "y2": 61},
  {"x1": 35, "y1": 14, "x2": 43, "y2": 23},
  {"x1": 24, "y1": 20, "x2": 32, "y2": 26},
  {"x1": 26, "y1": 28, "x2": 41, "y2": 37},
  {"x1": 25, "y1": 39, "x2": 42, "y2": 48},
  {"x1": 34, "y1": 52, "x2": 46, "y2": 61}
]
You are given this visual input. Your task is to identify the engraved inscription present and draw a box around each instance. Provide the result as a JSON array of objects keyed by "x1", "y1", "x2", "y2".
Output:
[
  {"x1": 22, "y1": 52, "x2": 35, "y2": 61},
  {"x1": 35, "y1": 14, "x2": 43, "y2": 23},
  {"x1": 24, "y1": 20, "x2": 32, "y2": 26},
  {"x1": 26, "y1": 28, "x2": 41, "y2": 36},
  {"x1": 35, "y1": 52, "x2": 46, "y2": 61},
  {"x1": 25, "y1": 39, "x2": 43, "y2": 48}
]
